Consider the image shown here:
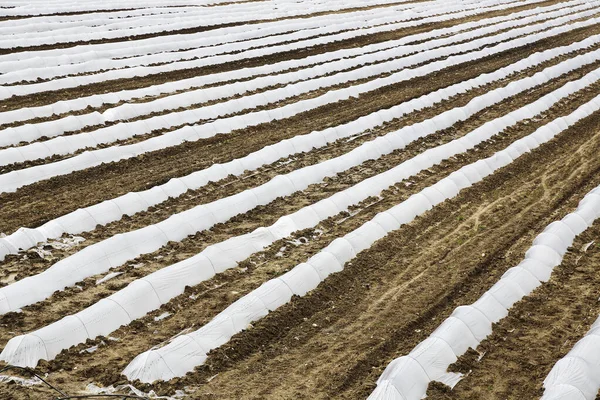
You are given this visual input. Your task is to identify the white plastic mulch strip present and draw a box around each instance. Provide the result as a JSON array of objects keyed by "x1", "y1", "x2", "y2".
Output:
[
  {"x1": 0, "y1": 0, "x2": 558, "y2": 127},
  {"x1": 3, "y1": 31, "x2": 598, "y2": 265},
  {"x1": 0, "y1": 35, "x2": 600, "y2": 266},
  {"x1": 0, "y1": 0, "x2": 568, "y2": 146},
  {"x1": 0, "y1": 0, "x2": 454, "y2": 79},
  {"x1": 119, "y1": 90, "x2": 600, "y2": 385},
  {"x1": 0, "y1": 0, "x2": 587, "y2": 150},
  {"x1": 0, "y1": 48, "x2": 596, "y2": 314},
  {"x1": 0, "y1": 0, "x2": 414, "y2": 45},
  {"x1": 0, "y1": 6, "x2": 417, "y2": 73},
  {"x1": 0, "y1": 0, "x2": 553, "y2": 128},
  {"x1": 0, "y1": 0, "x2": 550, "y2": 100},
  {"x1": 0, "y1": 0, "x2": 410, "y2": 19},
  {"x1": 369, "y1": 161, "x2": 600, "y2": 397},
  {"x1": 2, "y1": 11, "x2": 598, "y2": 194},
  {"x1": 541, "y1": 313, "x2": 600, "y2": 400},
  {"x1": 3, "y1": 58, "x2": 600, "y2": 371},
  {"x1": 0, "y1": 0, "x2": 441, "y2": 83},
  {"x1": 0, "y1": 0, "x2": 265, "y2": 16},
  {"x1": 0, "y1": 0, "x2": 417, "y2": 49},
  {"x1": 0, "y1": 8, "x2": 215, "y2": 37},
  {"x1": 3, "y1": 0, "x2": 570, "y2": 86}
]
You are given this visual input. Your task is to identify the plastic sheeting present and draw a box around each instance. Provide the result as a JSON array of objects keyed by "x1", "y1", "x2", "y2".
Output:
[
  {"x1": 0, "y1": 0, "x2": 570, "y2": 85},
  {"x1": 0, "y1": 1, "x2": 423, "y2": 64},
  {"x1": 120, "y1": 91, "x2": 600, "y2": 383},
  {"x1": 0, "y1": 10, "x2": 411, "y2": 77},
  {"x1": 0, "y1": 0, "x2": 415, "y2": 46},
  {"x1": 2, "y1": 46, "x2": 596, "y2": 317},
  {"x1": 5, "y1": 30, "x2": 595, "y2": 264},
  {"x1": 0, "y1": 0, "x2": 278, "y2": 16},
  {"x1": 0, "y1": 0, "x2": 558, "y2": 128},
  {"x1": 0, "y1": 7, "x2": 212, "y2": 36},
  {"x1": 0, "y1": 0, "x2": 513, "y2": 69},
  {"x1": 370, "y1": 142, "x2": 600, "y2": 400},
  {"x1": 3, "y1": 12, "x2": 598, "y2": 193},
  {"x1": 542, "y1": 286, "x2": 600, "y2": 399},
  {"x1": 0, "y1": 0, "x2": 586, "y2": 150},
  {"x1": 0, "y1": 0, "x2": 432, "y2": 79},
  {"x1": 0, "y1": 2, "x2": 429, "y2": 80},
  {"x1": 6, "y1": 59, "x2": 600, "y2": 374},
  {"x1": 0, "y1": 0, "x2": 556, "y2": 101}
]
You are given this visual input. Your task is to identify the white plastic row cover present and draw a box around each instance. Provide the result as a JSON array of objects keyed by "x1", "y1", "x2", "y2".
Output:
[
  {"x1": 0, "y1": 7, "x2": 217, "y2": 36},
  {"x1": 0, "y1": 0, "x2": 412, "y2": 47},
  {"x1": 120, "y1": 87, "x2": 600, "y2": 385},
  {"x1": 0, "y1": 0, "x2": 415, "y2": 39},
  {"x1": 0, "y1": 1, "x2": 426, "y2": 79},
  {"x1": 0, "y1": 0, "x2": 554, "y2": 127},
  {"x1": 0, "y1": 0, "x2": 548, "y2": 101},
  {"x1": 2, "y1": 12, "x2": 595, "y2": 194},
  {"x1": 0, "y1": 0, "x2": 395, "y2": 36},
  {"x1": 0, "y1": 0, "x2": 277, "y2": 16},
  {"x1": 0, "y1": 4, "x2": 499, "y2": 128},
  {"x1": 369, "y1": 124, "x2": 600, "y2": 400},
  {"x1": 1, "y1": 45, "x2": 593, "y2": 314},
  {"x1": 0, "y1": 6, "x2": 530, "y2": 148},
  {"x1": 542, "y1": 309, "x2": 600, "y2": 400},
  {"x1": 0, "y1": 0, "x2": 503, "y2": 65},
  {"x1": 0, "y1": 3, "x2": 426, "y2": 79},
  {"x1": 0, "y1": 0, "x2": 566, "y2": 84},
  {"x1": 0, "y1": 0, "x2": 585, "y2": 150},
  {"x1": 3, "y1": 59, "x2": 598, "y2": 371},
  {"x1": 3, "y1": 29, "x2": 593, "y2": 264}
]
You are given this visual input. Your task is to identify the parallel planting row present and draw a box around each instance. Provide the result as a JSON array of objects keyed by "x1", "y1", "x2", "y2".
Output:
[{"x1": 2, "y1": 1, "x2": 600, "y2": 399}]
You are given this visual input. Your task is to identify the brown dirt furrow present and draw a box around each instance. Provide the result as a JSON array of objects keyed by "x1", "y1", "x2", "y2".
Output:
[
  {"x1": 424, "y1": 224, "x2": 600, "y2": 400},
  {"x1": 2, "y1": 51, "x2": 596, "y2": 290},
  {"x1": 3, "y1": 22, "x2": 600, "y2": 235},
  {"x1": 3, "y1": 13, "x2": 593, "y2": 167},
  {"x1": 166, "y1": 105, "x2": 600, "y2": 400},
  {"x1": 2, "y1": 64, "x2": 600, "y2": 399}
]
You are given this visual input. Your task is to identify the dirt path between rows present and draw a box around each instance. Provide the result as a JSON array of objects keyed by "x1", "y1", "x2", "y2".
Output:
[
  {"x1": 426, "y1": 223, "x2": 600, "y2": 400},
  {"x1": 160, "y1": 84, "x2": 600, "y2": 400},
  {"x1": 2, "y1": 49, "x2": 597, "y2": 305}
]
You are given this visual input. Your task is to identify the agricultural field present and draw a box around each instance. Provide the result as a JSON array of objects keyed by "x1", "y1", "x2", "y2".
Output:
[{"x1": 1, "y1": 0, "x2": 600, "y2": 398}]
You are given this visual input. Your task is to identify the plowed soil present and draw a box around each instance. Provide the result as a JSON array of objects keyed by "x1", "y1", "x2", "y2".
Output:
[{"x1": 2, "y1": 1, "x2": 600, "y2": 399}]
